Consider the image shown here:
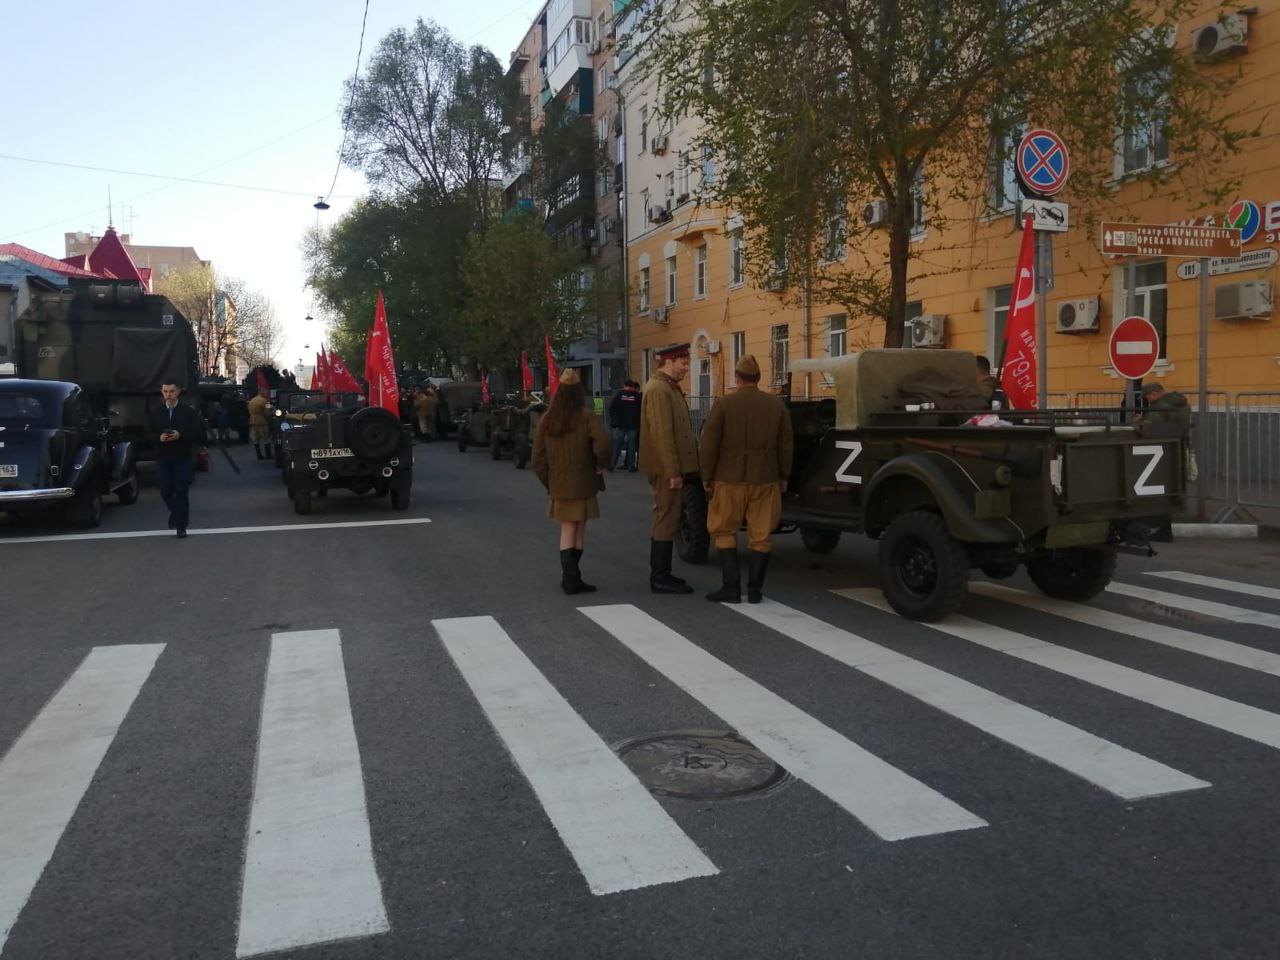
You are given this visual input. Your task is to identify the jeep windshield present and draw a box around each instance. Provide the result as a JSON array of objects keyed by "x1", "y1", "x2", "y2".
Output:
[{"x1": 0, "y1": 394, "x2": 56, "y2": 428}]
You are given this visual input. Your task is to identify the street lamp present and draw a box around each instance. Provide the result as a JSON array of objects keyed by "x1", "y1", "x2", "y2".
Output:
[
  {"x1": 305, "y1": 314, "x2": 314, "y2": 322},
  {"x1": 313, "y1": 197, "x2": 330, "y2": 211}
]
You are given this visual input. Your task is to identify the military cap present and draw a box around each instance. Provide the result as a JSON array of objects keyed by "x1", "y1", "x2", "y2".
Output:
[
  {"x1": 654, "y1": 342, "x2": 690, "y2": 360},
  {"x1": 1139, "y1": 382, "x2": 1164, "y2": 396},
  {"x1": 735, "y1": 354, "x2": 761, "y2": 378},
  {"x1": 559, "y1": 367, "x2": 582, "y2": 386}
]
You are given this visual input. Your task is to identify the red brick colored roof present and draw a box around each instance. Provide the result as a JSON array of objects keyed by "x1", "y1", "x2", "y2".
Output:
[
  {"x1": 61, "y1": 254, "x2": 90, "y2": 270},
  {"x1": 0, "y1": 243, "x2": 99, "y2": 278},
  {"x1": 88, "y1": 227, "x2": 147, "y2": 288}
]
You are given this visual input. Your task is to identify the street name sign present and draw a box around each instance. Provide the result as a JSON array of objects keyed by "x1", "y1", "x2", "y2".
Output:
[
  {"x1": 1175, "y1": 248, "x2": 1279, "y2": 280},
  {"x1": 1100, "y1": 222, "x2": 1242, "y2": 259},
  {"x1": 1108, "y1": 316, "x2": 1160, "y2": 381}
]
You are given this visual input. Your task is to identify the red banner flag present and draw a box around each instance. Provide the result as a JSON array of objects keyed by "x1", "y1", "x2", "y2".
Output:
[
  {"x1": 256, "y1": 368, "x2": 269, "y2": 395},
  {"x1": 327, "y1": 348, "x2": 362, "y2": 394},
  {"x1": 314, "y1": 348, "x2": 330, "y2": 393},
  {"x1": 480, "y1": 369, "x2": 491, "y2": 405},
  {"x1": 520, "y1": 351, "x2": 535, "y2": 392},
  {"x1": 544, "y1": 335, "x2": 559, "y2": 397},
  {"x1": 368, "y1": 290, "x2": 399, "y2": 415},
  {"x1": 1001, "y1": 217, "x2": 1038, "y2": 410}
]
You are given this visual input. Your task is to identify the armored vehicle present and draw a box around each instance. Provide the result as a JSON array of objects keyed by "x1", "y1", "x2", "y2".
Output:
[
  {"x1": 14, "y1": 280, "x2": 200, "y2": 460},
  {"x1": 705, "y1": 350, "x2": 1184, "y2": 622},
  {"x1": 277, "y1": 398, "x2": 412, "y2": 514},
  {"x1": 0, "y1": 378, "x2": 139, "y2": 528}
]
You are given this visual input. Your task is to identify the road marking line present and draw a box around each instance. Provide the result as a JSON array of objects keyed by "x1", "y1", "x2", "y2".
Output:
[
  {"x1": 581, "y1": 604, "x2": 986, "y2": 841},
  {"x1": 733, "y1": 600, "x2": 1207, "y2": 800},
  {"x1": 839, "y1": 589, "x2": 1280, "y2": 750},
  {"x1": 1107, "y1": 581, "x2": 1280, "y2": 630},
  {"x1": 0, "y1": 645, "x2": 163, "y2": 951},
  {"x1": 0, "y1": 517, "x2": 432, "y2": 545},
  {"x1": 236, "y1": 630, "x2": 388, "y2": 958},
  {"x1": 434, "y1": 615, "x2": 717, "y2": 895},
  {"x1": 972, "y1": 583, "x2": 1280, "y2": 677},
  {"x1": 1146, "y1": 571, "x2": 1280, "y2": 602}
]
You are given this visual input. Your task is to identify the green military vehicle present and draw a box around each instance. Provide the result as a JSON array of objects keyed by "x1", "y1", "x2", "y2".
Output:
[
  {"x1": 487, "y1": 396, "x2": 545, "y2": 468},
  {"x1": 714, "y1": 350, "x2": 1185, "y2": 622}
]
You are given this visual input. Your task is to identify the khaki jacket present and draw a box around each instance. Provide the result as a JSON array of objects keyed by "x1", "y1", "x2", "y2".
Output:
[
  {"x1": 532, "y1": 409, "x2": 611, "y2": 500},
  {"x1": 639, "y1": 373, "x2": 699, "y2": 478},
  {"x1": 699, "y1": 384, "x2": 794, "y2": 484},
  {"x1": 248, "y1": 394, "x2": 269, "y2": 428},
  {"x1": 413, "y1": 393, "x2": 437, "y2": 417}
]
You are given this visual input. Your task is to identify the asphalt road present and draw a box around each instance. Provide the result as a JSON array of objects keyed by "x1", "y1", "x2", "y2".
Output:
[{"x1": 2, "y1": 438, "x2": 1280, "y2": 960}]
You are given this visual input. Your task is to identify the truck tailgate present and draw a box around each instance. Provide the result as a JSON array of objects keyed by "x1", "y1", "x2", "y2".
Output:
[{"x1": 1058, "y1": 434, "x2": 1184, "y2": 514}]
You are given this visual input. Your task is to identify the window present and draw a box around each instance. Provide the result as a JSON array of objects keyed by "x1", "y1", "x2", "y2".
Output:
[
  {"x1": 910, "y1": 172, "x2": 927, "y2": 239},
  {"x1": 664, "y1": 171, "x2": 675, "y2": 207},
  {"x1": 676, "y1": 152, "x2": 691, "y2": 199},
  {"x1": 1119, "y1": 32, "x2": 1172, "y2": 175},
  {"x1": 729, "y1": 230, "x2": 745, "y2": 286},
  {"x1": 694, "y1": 244, "x2": 708, "y2": 298},
  {"x1": 827, "y1": 314, "x2": 847, "y2": 357},
  {"x1": 989, "y1": 119, "x2": 1026, "y2": 213},
  {"x1": 639, "y1": 187, "x2": 650, "y2": 221},
  {"x1": 989, "y1": 285, "x2": 1013, "y2": 359},
  {"x1": 702, "y1": 145, "x2": 715, "y2": 186},
  {"x1": 696, "y1": 357, "x2": 711, "y2": 397},
  {"x1": 907, "y1": 300, "x2": 924, "y2": 323},
  {"x1": 731, "y1": 331, "x2": 746, "y2": 369},
  {"x1": 597, "y1": 163, "x2": 611, "y2": 197},
  {"x1": 597, "y1": 114, "x2": 609, "y2": 144},
  {"x1": 770, "y1": 325, "x2": 790, "y2": 384},
  {"x1": 638, "y1": 267, "x2": 650, "y2": 311},
  {"x1": 665, "y1": 255, "x2": 677, "y2": 305},
  {"x1": 821, "y1": 200, "x2": 847, "y2": 262},
  {"x1": 1122, "y1": 261, "x2": 1168, "y2": 359},
  {"x1": 639, "y1": 107, "x2": 648, "y2": 153}
]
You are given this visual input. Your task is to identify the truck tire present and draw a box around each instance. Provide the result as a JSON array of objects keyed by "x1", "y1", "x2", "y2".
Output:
[
  {"x1": 390, "y1": 481, "x2": 411, "y2": 510},
  {"x1": 293, "y1": 486, "x2": 312, "y2": 515},
  {"x1": 878, "y1": 510, "x2": 969, "y2": 622},
  {"x1": 1027, "y1": 548, "x2": 1117, "y2": 602},
  {"x1": 800, "y1": 527, "x2": 841, "y2": 554},
  {"x1": 675, "y1": 482, "x2": 710, "y2": 564},
  {"x1": 348, "y1": 407, "x2": 401, "y2": 460}
]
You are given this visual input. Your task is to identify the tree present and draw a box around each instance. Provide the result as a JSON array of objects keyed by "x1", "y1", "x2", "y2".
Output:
[
  {"x1": 635, "y1": 0, "x2": 1253, "y2": 346},
  {"x1": 155, "y1": 264, "x2": 220, "y2": 374},
  {"x1": 220, "y1": 277, "x2": 282, "y2": 372}
]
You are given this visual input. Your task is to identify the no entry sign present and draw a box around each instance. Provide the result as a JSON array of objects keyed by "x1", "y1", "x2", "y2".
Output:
[
  {"x1": 1109, "y1": 315, "x2": 1160, "y2": 381},
  {"x1": 1016, "y1": 129, "x2": 1071, "y2": 198}
]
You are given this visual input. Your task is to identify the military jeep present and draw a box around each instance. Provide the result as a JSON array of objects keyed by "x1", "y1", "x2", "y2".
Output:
[
  {"x1": 749, "y1": 350, "x2": 1184, "y2": 621},
  {"x1": 277, "y1": 400, "x2": 412, "y2": 514}
]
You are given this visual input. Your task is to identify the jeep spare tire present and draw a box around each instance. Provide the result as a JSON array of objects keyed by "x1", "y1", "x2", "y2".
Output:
[
  {"x1": 878, "y1": 510, "x2": 969, "y2": 622},
  {"x1": 348, "y1": 407, "x2": 401, "y2": 460}
]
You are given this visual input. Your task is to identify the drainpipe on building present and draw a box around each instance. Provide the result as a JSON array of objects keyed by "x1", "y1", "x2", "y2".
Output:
[
  {"x1": 616, "y1": 85, "x2": 631, "y2": 382},
  {"x1": 802, "y1": 267, "x2": 813, "y2": 399}
]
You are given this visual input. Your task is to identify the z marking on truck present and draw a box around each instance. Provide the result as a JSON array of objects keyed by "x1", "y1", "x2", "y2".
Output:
[
  {"x1": 1132, "y1": 445, "x2": 1166, "y2": 496},
  {"x1": 834, "y1": 441, "x2": 864, "y2": 483}
]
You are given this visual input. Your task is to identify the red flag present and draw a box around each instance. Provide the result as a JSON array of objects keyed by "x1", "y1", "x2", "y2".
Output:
[
  {"x1": 314, "y1": 348, "x2": 330, "y2": 393},
  {"x1": 256, "y1": 368, "x2": 269, "y2": 395},
  {"x1": 544, "y1": 335, "x2": 559, "y2": 397},
  {"x1": 1001, "y1": 216, "x2": 1038, "y2": 410},
  {"x1": 480, "y1": 369, "x2": 491, "y2": 405},
  {"x1": 363, "y1": 328, "x2": 376, "y2": 388},
  {"x1": 520, "y1": 351, "x2": 535, "y2": 392},
  {"x1": 327, "y1": 349, "x2": 362, "y2": 394},
  {"x1": 368, "y1": 290, "x2": 399, "y2": 415}
]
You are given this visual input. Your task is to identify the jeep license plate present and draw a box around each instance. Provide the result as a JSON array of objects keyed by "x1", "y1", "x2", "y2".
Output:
[
  {"x1": 0, "y1": 464, "x2": 16, "y2": 478},
  {"x1": 312, "y1": 448, "x2": 353, "y2": 459}
]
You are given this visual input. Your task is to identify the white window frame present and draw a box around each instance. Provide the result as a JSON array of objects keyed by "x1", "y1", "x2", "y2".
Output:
[
  {"x1": 665, "y1": 255, "x2": 677, "y2": 306},
  {"x1": 731, "y1": 331, "x2": 746, "y2": 369},
  {"x1": 1114, "y1": 27, "x2": 1174, "y2": 179},
  {"x1": 827, "y1": 314, "x2": 847, "y2": 357},
  {"x1": 770, "y1": 323, "x2": 790, "y2": 385},
  {"x1": 729, "y1": 230, "x2": 745, "y2": 286},
  {"x1": 988, "y1": 119, "x2": 1026, "y2": 215},
  {"x1": 638, "y1": 266, "x2": 650, "y2": 312},
  {"x1": 694, "y1": 243, "x2": 708, "y2": 298},
  {"x1": 988, "y1": 285, "x2": 1012, "y2": 360}
]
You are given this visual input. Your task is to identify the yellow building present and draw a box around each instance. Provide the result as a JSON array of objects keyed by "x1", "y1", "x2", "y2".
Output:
[{"x1": 620, "y1": 3, "x2": 1279, "y2": 401}]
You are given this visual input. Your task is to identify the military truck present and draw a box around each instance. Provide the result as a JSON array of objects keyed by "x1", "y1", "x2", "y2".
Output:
[
  {"x1": 13, "y1": 280, "x2": 199, "y2": 459},
  {"x1": 693, "y1": 350, "x2": 1184, "y2": 622},
  {"x1": 487, "y1": 396, "x2": 545, "y2": 468}
]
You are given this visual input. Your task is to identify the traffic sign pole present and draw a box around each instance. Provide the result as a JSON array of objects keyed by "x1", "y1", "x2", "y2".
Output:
[
  {"x1": 1198, "y1": 256, "x2": 1209, "y2": 519},
  {"x1": 1125, "y1": 258, "x2": 1138, "y2": 421},
  {"x1": 1036, "y1": 231, "x2": 1050, "y2": 409}
]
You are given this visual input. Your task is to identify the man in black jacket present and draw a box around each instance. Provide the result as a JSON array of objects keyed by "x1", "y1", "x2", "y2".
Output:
[
  {"x1": 608, "y1": 380, "x2": 641, "y2": 472},
  {"x1": 147, "y1": 382, "x2": 204, "y2": 538}
]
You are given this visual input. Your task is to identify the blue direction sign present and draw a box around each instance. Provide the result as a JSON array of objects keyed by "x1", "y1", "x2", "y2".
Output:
[{"x1": 1015, "y1": 129, "x2": 1071, "y2": 198}]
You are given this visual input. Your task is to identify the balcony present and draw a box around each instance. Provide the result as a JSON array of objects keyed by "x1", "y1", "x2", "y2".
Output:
[
  {"x1": 502, "y1": 155, "x2": 531, "y2": 190},
  {"x1": 547, "y1": 42, "x2": 591, "y2": 96}
]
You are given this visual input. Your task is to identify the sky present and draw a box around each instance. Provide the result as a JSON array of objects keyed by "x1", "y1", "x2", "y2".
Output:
[{"x1": 0, "y1": 0, "x2": 544, "y2": 374}]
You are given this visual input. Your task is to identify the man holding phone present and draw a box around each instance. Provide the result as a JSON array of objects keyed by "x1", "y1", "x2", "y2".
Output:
[{"x1": 147, "y1": 381, "x2": 204, "y2": 538}]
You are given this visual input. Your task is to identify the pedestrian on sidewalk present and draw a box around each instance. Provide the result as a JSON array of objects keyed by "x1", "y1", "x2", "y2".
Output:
[
  {"x1": 532, "y1": 368, "x2": 612, "y2": 595},
  {"x1": 609, "y1": 379, "x2": 641, "y2": 471},
  {"x1": 248, "y1": 388, "x2": 272, "y2": 460},
  {"x1": 640, "y1": 342, "x2": 699, "y2": 594},
  {"x1": 700, "y1": 355, "x2": 794, "y2": 603},
  {"x1": 147, "y1": 381, "x2": 204, "y2": 539}
]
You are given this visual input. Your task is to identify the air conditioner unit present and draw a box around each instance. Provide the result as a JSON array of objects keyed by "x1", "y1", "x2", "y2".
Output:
[
  {"x1": 863, "y1": 200, "x2": 890, "y2": 228},
  {"x1": 651, "y1": 136, "x2": 668, "y2": 155},
  {"x1": 910, "y1": 314, "x2": 947, "y2": 348},
  {"x1": 653, "y1": 306, "x2": 670, "y2": 324},
  {"x1": 1214, "y1": 280, "x2": 1273, "y2": 320},
  {"x1": 1193, "y1": 13, "x2": 1249, "y2": 58},
  {"x1": 705, "y1": 339, "x2": 721, "y2": 355},
  {"x1": 1055, "y1": 297, "x2": 1100, "y2": 333},
  {"x1": 648, "y1": 206, "x2": 672, "y2": 224}
]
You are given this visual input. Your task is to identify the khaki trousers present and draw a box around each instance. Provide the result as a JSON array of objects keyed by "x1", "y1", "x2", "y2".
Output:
[
  {"x1": 707, "y1": 482, "x2": 782, "y2": 553},
  {"x1": 648, "y1": 475, "x2": 683, "y2": 540}
]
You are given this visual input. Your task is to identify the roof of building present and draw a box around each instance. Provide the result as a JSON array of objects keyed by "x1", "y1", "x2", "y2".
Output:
[
  {"x1": 0, "y1": 254, "x2": 74, "y2": 289},
  {"x1": 87, "y1": 227, "x2": 147, "y2": 287},
  {"x1": 0, "y1": 243, "x2": 99, "y2": 278}
]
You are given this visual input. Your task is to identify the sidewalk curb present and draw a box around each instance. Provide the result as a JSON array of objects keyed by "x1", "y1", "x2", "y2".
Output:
[{"x1": 1172, "y1": 523, "x2": 1260, "y2": 539}]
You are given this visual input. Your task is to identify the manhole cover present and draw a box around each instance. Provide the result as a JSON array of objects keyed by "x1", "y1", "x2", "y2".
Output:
[{"x1": 614, "y1": 730, "x2": 791, "y2": 801}]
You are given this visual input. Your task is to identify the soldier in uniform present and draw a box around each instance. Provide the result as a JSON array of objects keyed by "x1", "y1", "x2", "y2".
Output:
[
  {"x1": 413, "y1": 387, "x2": 438, "y2": 441},
  {"x1": 699, "y1": 355, "x2": 794, "y2": 603},
  {"x1": 247, "y1": 388, "x2": 272, "y2": 460},
  {"x1": 1138, "y1": 382, "x2": 1196, "y2": 480},
  {"x1": 976, "y1": 355, "x2": 1002, "y2": 410},
  {"x1": 640, "y1": 342, "x2": 698, "y2": 594}
]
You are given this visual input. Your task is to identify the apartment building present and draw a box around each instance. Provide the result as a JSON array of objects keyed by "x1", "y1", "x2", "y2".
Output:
[{"x1": 617, "y1": 2, "x2": 1280, "y2": 400}]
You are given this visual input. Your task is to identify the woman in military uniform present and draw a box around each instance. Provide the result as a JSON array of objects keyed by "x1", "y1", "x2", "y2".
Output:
[{"x1": 532, "y1": 368, "x2": 612, "y2": 594}]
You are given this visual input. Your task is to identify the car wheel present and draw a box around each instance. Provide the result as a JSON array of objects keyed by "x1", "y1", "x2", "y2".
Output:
[
  {"x1": 878, "y1": 510, "x2": 969, "y2": 622},
  {"x1": 116, "y1": 474, "x2": 140, "y2": 506},
  {"x1": 70, "y1": 485, "x2": 103, "y2": 529},
  {"x1": 675, "y1": 482, "x2": 710, "y2": 564},
  {"x1": 800, "y1": 527, "x2": 841, "y2": 554},
  {"x1": 390, "y1": 482, "x2": 411, "y2": 510},
  {"x1": 1026, "y1": 548, "x2": 1116, "y2": 602},
  {"x1": 293, "y1": 486, "x2": 312, "y2": 515}
]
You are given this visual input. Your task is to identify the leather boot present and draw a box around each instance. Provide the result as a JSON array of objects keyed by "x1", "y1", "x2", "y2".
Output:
[
  {"x1": 650, "y1": 540, "x2": 693, "y2": 594},
  {"x1": 560, "y1": 549, "x2": 586, "y2": 595},
  {"x1": 570, "y1": 548, "x2": 596, "y2": 593},
  {"x1": 705, "y1": 549, "x2": 741, "y2": 603},
  {"x1": 746, "y1": 551, "x2": 771, "y2": 604}
]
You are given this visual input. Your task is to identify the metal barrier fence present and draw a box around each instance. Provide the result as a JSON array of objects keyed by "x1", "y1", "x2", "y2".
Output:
[{"x1": 1233, "y1": 393, "x2": 1280, "y2": 514}]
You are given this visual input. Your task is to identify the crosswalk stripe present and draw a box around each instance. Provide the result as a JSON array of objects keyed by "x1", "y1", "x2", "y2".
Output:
[
  {"x1": 581, "y1": 604, "x2": 987, "y2": 841},
  {"x1": 1146, "y1": 571, "x2": 1280, "y2": 602},
  {"x1": 839, "y1": 589, "x2": 1280, "y2": 750},
  {"x1": 434, "y1": 615, "x2": 718, "y2": 895},
  {"x1": 1107, "y1": 581, "x2": 1280, "y2": 629},
  {"x1": 731, "y1": 600, "x2": 1208, "y2": 800},
  {"x1": 0, "y1": 644, "x2": 163, "y2": 951},
  {"x1": 971, "y1": 583, "x2": 1280, "y2": 677},
  {"x1": 236, "y1": 630, "x2": 389, "y2": 958}
]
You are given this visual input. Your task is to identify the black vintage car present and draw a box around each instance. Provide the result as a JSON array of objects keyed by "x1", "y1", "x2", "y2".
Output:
[{"x1": 0, "y1": 379, "x2": 139, "y2": 528}]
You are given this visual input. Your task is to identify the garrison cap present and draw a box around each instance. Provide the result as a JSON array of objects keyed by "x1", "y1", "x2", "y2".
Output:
[
  {"x1": 558, "y1": 367, "x2": 582, "y2": 386},
  {"x1": 654, "y1": 342, "x2": 690, "y2": 360},
  {"x1": 1139, "y1": 381, "x2": 1165, "y2": 396},
  {"x1": 735, "y1": 354, "x2": 761, "y2": 378}
]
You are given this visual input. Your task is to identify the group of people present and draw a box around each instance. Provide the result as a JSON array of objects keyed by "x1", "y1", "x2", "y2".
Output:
[{"x1": 532, "y1": 342, "x2": 793, "y2": 603}]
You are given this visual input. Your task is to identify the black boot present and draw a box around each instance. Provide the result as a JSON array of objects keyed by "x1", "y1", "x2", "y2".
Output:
[
  {"x1": 571, "y1": 548, "x2": 596, "y2": 593},
  {"x1": 746, "y1": 551, "x2": 771, "y2": 604},
  {"x1": 705, "y1": 549, "x2": 741, "y2": 603},
  {"x1": 254, "y1": 444, "x2": 264, "y2": 460},
  {"x1": 650, "y1": 540, "x2": 693, "y2": 594},
  {"x1": 560, "y1": 549, "x2": 585, "y2": 595}
]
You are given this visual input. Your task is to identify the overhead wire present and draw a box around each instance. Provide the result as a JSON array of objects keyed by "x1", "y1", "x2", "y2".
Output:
[{"x1": 323, "y1": 0, "x2": 373, "y2": 203}]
